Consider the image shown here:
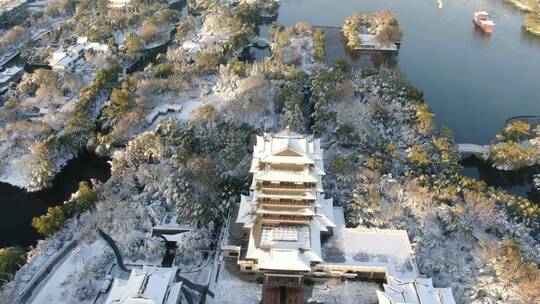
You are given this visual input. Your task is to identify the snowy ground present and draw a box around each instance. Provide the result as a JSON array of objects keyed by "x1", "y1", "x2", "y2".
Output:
[
  {"x1": 28, "y1": 240, "x2": 111, "y2": 304},
  {"x1": 307, "y1": 279, "x2": 381, "y2": 304},
  {"x1": 212, "y1": 262, "x2": 262, "y2": 304}
]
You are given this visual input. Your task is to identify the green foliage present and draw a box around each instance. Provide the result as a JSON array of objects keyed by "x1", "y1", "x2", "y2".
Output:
[
  {"x1": 524, "y1": 12, "x2": 540, "y2": 36},
  {"x1": 281, "y1": 102, "x2": 305, "y2": 133},
  {"x1": 154, "y1": 63, "x2": 174, "y2": 78},
  {"x1": 500, "y1": 121, "x2": 531, "y2": 142},
  {"x1": 334, "y1": 59, "x2": 351, "y2": 76},
  {"x1": 405, "y1": 85, "x2": 424, "y2": 101},
  {"x1": 334, "y1": 123, "x2": 359, "y2": 143},
  {"x1": 221, "y1": 26, "x2": 255, "y2": 58},
  {"x1": 234, "y1": 2, "x2": 262, "y2": 24},
  {"x1": 0, "y1": 247, "x2": 26, "y2": 282},
  {"x1": 102, "y1": 88, "x2": 135, "y2": 121},
  {"x1": 361, "y1": 68, "x2": 378, "y2": 78},
  {"x1": 408, "y1": 145, "x2": 431, "y2": 169},
  {"x1": 32, "y1": 182, "x2": 97, "y2": 237},
  {"x1": 490, "y1": 142, "x2": 536, "y2": 169},
  {"x1": 32, "y1": 205, "x2": 66, "y2": 237},
  {"x1": 309, "y1": 69, "x2": 342, "y2": 136},
  {"x1": 194, "y1": 50, "x2": 225, "y2": 72},
  {"x1": 313, "y1": 28, "x2": 326, "y2": 61},
  {"x1": 415, "y1": 103, "x2": 434, "y2": 135},
  {"x1": 125, "y1": 33, "x2": 144, "y2": 55},
  {"x1": 3, "y1": 98, "x2": 19, "y2": 110},
  {"x1": 175, "y1": 16, "x2": 195, "y2": 43},
  {"x1": 228, "y1": 58, "x2": 247, "y2": 77},
  {"x1": 30, "y1": 64, "x2": 120, "y2": 190},
  {"x1": 273, "y1": 74, "x2": 306, "y2": 114}
]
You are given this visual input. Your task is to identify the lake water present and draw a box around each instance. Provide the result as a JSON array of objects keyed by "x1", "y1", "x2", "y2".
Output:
[
  {"x1": 276, "y1": 0, "x2": 540, "y2": 144},
  {"x1": 275, "y1": 0, "x2": 540, "y2": 200},
  {"x1": 0, "y1": 153, "x2": 110, "y2": 248}
]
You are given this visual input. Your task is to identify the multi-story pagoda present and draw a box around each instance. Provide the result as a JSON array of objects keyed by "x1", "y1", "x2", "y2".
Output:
[
  {"x1": 220, "y1": 128, "x2": 456, "y2": 304},
  {"x1": 234, "y1": 127, "x2": 336, "y2": 281}
]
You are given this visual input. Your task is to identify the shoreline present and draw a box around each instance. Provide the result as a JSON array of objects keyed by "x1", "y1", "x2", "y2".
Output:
[{"x1": 502, "y1": 0, "x2": 535, "y2": 12}]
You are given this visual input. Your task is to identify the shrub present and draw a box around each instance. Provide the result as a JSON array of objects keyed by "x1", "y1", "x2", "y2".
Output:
[
  {"x1": 125, "y1": 33, "x2": 144, "y2": 55},
  {"x1": 312, "y1": 28, "x2": 326, "y2": 61},
  {"x1": 228, "y1": 58, "x2": 247, "y2": 77},
  {"x1": 490, "y1": 142, "x2": 536, "y2": 169},
  {"x1": 408, "y1": 145, "x2": 431, "y2": 169},
  {"x1": 175, "y1": 16, "x2": 195, "y2": 43},
  {"x1": 0, "y1": 247, "x2": 26, "y2": 282},
  {"x1": 524, "y1": 12, "x2": 540, "y2": 35},
  {"x1": 102, "y1": 88, "x2": 135, "y2": 121},
  {"x1": 140, "y1": 21, "x2": 159, "y2": 43},
  {"x1": 154, "y1": 63, "x2": 174, "y2": 78},
  {"x1": 32, "y1": 182, "x2": 97, "y2": 237},
  {"x1": 500, "y1": 121, "x2": 531, "y2": 142},
  {"x1": 415, "y1": 103, "x2": 434, "y2": 135}
]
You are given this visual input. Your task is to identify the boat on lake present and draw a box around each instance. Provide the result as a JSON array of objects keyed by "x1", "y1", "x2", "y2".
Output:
[{"x1": 474, "y1": 11, "x2": 495, "y2": 33}]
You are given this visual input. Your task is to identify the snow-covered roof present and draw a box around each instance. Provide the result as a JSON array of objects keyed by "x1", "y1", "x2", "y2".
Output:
[
  {"x1": 253, "y1": 129, "x2": 323, "y2": 162},
  {"x1": 239, "y1": 129, "x2": 331, "y2": 272},
  {"x1": 376, "y1": 276, "x2": 456, "y2": 304},
  {"x1": 77, "y1": 36, "x2": 89, "y2": 44},
  {"x1": 322, "y1": 208, "x2": 417, "y2": 279},
  {"x1": 359, "y1": 34, "x2": 380, "y2": 47},
  {"x1": 254, "y1": 168, "x2": 319, "y2": 183},
  {"x1": 0, "y1": 66, "x2": 23, "y2": 84},
  {"x1": 256, "y1": 207, "x2": 315, "y2": 216},
  {"x1": 260, "y1": 154, "x2": 315, "y2": 165},
  {"x1": 236, "y1": 193, "x2": 256, "y2": 225},
  {"x1": 256, "y1": 190, "x2": 316, "y2": 201},
  {"x1": 105, "y1": 266, "x2": 181, "y2": 304},
  {"x1": 260, "y1": 225, "x2": 310, "y2": 249},
  {"x1": 258, "y1": 249, "x2": 311, "y2": 272}
]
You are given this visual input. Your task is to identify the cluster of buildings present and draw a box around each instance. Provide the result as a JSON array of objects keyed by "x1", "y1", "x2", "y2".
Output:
[
  {"x1": 222, "y1": 128, "x2": 456, "y2": 304},
  {"x1": 0, "y1": 65, "x2": 23, "y2": 95},
  {"x1": 48, "y1": 37, "x2": 109, "y2": 72},
  {"x1": 0, "y1": 0, "x2": 28, "y2": 27}
]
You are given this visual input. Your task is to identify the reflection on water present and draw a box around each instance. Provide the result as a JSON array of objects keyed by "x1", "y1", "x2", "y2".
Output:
[
  {"x1": 461, "y1": 156, "x2": 540, "y2": 202},
  {"x1": 0, "y1": 153, "x2": 111, "y2": 248}
]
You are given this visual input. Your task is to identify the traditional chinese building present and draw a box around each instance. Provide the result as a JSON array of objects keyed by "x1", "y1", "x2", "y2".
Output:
[
  {"x1": 222, "y1": 128, "x2": 455, "y2": 304},
  {"x1": 232, "y1": 128, "x2": 334, "y2": 283}
]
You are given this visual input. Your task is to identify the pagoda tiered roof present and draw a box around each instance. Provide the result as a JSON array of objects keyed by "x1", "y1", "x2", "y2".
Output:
[{"x1": 237, "y1": 129, "x2": 334, "y2": 272}]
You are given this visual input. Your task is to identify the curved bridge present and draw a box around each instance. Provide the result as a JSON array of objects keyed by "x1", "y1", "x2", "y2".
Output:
[
  {"x1": 250, "y1": 37, "x2": 271, "y2": 48},
  {"x1": 457, "y1": 143, "x2": 490, "y2": 158},
  {"x1": 505, "y1": 115, "x2": 540, "y2": 126}
]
